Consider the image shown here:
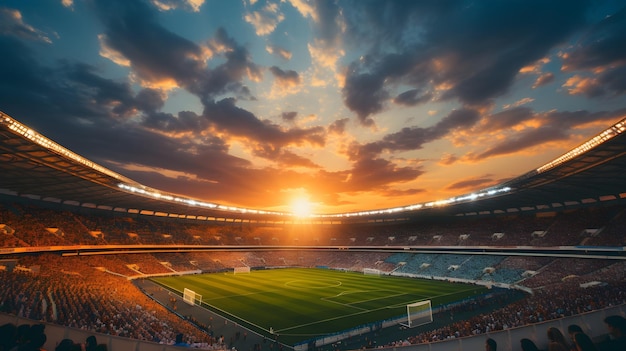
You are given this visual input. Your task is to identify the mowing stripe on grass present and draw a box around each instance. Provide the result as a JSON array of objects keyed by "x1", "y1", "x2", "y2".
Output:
[{"x1": 150, "y1": 268, "x2": 489, "y2": 345}]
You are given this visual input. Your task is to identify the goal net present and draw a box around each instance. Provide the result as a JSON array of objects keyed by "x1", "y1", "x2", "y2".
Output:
[
  {"x1": 183, "y1": 288, "x2": 202, "y2": 306},
  {"x1": 363, "y1": 268, "x2": 381, "y2": 276},
  {"x1": 400, "y1": 300, "x2": 432, "y2": 328},
  {"x1": 233, "y1": 266, "x2": 251, "y2": 274}
]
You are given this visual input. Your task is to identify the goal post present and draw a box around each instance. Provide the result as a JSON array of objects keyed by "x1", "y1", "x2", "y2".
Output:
[
  {"x1": 400, "y1": 300, "x2": 432, "y2": 328},
  {"x1": 233, "y1": 266, "x2": 251, "y2": 274},
  {"x1": 363, "y1": 268, "x2": 381, "y2": 276},
  {"x1": 183, "y1": 288, "x2": 202, "y2": 306}
]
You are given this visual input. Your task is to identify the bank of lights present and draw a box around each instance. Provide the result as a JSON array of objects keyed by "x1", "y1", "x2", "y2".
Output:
[
  {"x1": 315, "y1": 186, "x2": 512, "y2": 218},
  {"x1": 118, "y1": 183, "x2": 511, "y2": 218},
  {"x1": 536, "y1": 118, "x2": 625, "y2": 174},
  {"x1": 117, "y1": 184, "x2": 287, "y2": 216},
  {"x1": 1, "y1": 113, "x2": 131, "y2": 183}
]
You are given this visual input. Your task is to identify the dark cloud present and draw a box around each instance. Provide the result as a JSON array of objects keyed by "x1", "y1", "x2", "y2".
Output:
[
  {"x1": 63, "y1": 63, "x2": 138, "y2": 117},
  {"x1": 561, "y1": 6, "x2": 626, "y2": 97},
  {"x1": 342, "y1": 66, "x2": 388, "y2": 125},
  {"x1": 93, "y1": 0, "x2": 322, "y2": 154},
  {"x1": 3, "y1": 0, "x2": 625, "y2": 213},
  {"x1": 0, "y1": 36, "x2": 143, "y2": 133},
  {"x1": 252, "y1": 145, "x2": 320, "y2": 169},
  {"x1": 533, "y1": 73, "x2": 555, "y2": 88},
  {"x1": 0, "y1": 7, "x2": 51, "y2": 43},
  {"x1": 281, "y1": 111, "x2": 298, "y2": 122},
  {"x1": 562, "y1": 7, "x2": 626, "y2": 71},
  {"x1": 347, "y1": 158, "x2": 424, "y2": 191},
  {"x1": 353, "y1": 108, "x2": 480, "y2": 159},
  {"x1": 599, "y1": 65, "x2": 626, "y2": 96},
  {"x1": 135, "y1": 88, "x2": 166, "y2": 113},
  {"x1": 476, "y1": 107, "x2": 535, "y2": 133},
  {"x1": 141, "y1": 110, "x2": 209, "y2": 133},
  {"x1": 94, "y1": 0, "x2": 260, "y2": 102},
  {"x1": 0, "y1": 28, "x2": 259, "y2": 204},
  {"x1": 470, "y1": 125, "x2": 569, "y2": 161},
  {"x1": 269, "y1": 66, "x2": 301, "y2": 87},
  {"x1": 393, "y1": 89, "x2": 432, "y2": 107},
  {"x1": 195, "y1": 27, "x2": 263, "y2": 98},
  {"x1": 340, "y1": 0, "x2": 592, "y2": 120},
  {"x1": 328, "y1": 118, "x2": 349, "y2": 135},
  {"x1": 466, "y1": 108, "x2": 626, "y2": 161},
  {"x1": 337, "y1": 108, "x2": 479, "y2": 192},
  {"x1": 94, "y1": 0, "x2": 205, "y2": 86},
  {"x1": 565, "y1": 66, "x2": 626, "y2": 98},
  {"x1": 203, "y1": 98, "x2": 326, "y2": 147},
  {"x1": 311, "y1": 0, "x2": 343, "y2": 46}
]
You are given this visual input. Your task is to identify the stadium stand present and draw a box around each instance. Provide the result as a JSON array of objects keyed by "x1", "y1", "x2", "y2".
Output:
[{"x1": 1, "y1": 113, "x2": 626, "y2": 351}]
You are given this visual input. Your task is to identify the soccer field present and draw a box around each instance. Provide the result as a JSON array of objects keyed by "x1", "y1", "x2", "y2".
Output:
[{"x1": 151, "y1": 268, "x2": 488, "y2": 345}]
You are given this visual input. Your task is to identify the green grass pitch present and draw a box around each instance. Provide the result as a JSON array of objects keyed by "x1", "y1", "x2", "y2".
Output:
[{"x1": 151, "y1": 268, "x2": 488, "y2": 345}]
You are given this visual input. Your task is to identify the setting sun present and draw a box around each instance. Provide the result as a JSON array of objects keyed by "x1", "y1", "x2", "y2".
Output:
[{"x1": 291, "y1": 197, "x2": 313, "y2": 218}]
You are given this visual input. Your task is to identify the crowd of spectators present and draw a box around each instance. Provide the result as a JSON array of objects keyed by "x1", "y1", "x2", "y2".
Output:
[
  {"x1": 387, "y1": 280, "x2": 626, "y2": 347},
  {"x1": 1, "y1": 201, "x2": 626, "y2": 351},
  {"x1": 1, "y1": 203, "x2": 625, "y2": 248},
  {"x1": 0, "y1": 254, "x2": 219, "y2": 348}
]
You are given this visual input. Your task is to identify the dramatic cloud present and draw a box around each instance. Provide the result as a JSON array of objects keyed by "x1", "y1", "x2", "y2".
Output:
[
  {"x1": 1, "y1": 0, "x2": 625, "y2": 213},
  {"x1": 0, "y1": 8, "x2": 51, "y2": 43},
  {"x1": 464, "y1": 108, "x2": 626, "y2": 162},
  {"x1": 560, "y1": 7, "x2": 626, "y2": 97},
  {"x1": 269, "y1": 66, "x2": 301, "y2": 90},
  {"x1": 341, "y1": 0, "x2": 591, "y2": 121},
  {"x1": 281, "y1": 111, "x2": 298, "y2": 122},
  {"x1": 533, "y1": 73, "x2": 555, "y2": 88},
  {"x1": 353, "y1": 108, "x2": 481, "y2": 160},
  {"x1": 328, "y1": 118, "x2": 349, "y2": 135},
  {"x1": 203, "y1": 98, "x2": 325, "y2": 148},
  {"x1": 393, "y1": 89, "x2": 433, "y2": 107}
]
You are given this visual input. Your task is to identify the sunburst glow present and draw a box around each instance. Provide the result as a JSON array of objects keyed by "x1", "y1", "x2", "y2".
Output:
[{"x1": 291, "y1": 197, "x2": 313, "y2": 218}]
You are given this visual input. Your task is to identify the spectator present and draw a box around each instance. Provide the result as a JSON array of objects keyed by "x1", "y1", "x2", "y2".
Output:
[
  {"x1": 55, "y1": 339, "x2": 79, "y2": 351},
  {"x1": 598, "y1": 315, "x2": 626, "y2": 351},
  {"x1": 173, "y1": 333, "x2": 189, "y2": 348},
  {"x1": 21, "y1": 324, "x2": 47, "y2": 351},
  {"x1": 567, "y1": 325, "x2": 584, "y2": 351},
  {"x1": 486, "y1": 338, "x2": 497, "y2": 351},
  {"x1": 521, "y1": 338, "x2": 541, "y2": 351},
  {"x1": 573, "y1": 332, "x2": 598, "y2": 351},
  {"x1": 0, "y1": 323, "x2": 17, "y2": 351},
  {"x1": 85, "y1": 335, "x2": 97, "y2": 351},
  {"x1": 547, "y1": 327, "x2": 569, "y2": 351}
]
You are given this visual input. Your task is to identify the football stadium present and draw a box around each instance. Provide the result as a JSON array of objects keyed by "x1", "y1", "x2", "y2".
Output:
[
  {"x1": 1, "y1": 112, "x2": 625, "y2": 351},
  {"x1": 2, "y1": 2, "x2": 626, "y2": 351}
]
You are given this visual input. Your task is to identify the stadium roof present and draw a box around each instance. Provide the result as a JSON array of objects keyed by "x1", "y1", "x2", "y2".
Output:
[{"x1": 1, "y1": 111, "x2": 625, "y2": 224}]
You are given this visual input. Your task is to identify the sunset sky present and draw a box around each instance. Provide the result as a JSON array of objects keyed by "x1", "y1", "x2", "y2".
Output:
[{"x1": 1, "y1": 0, "x2": 625, "y2": 215}]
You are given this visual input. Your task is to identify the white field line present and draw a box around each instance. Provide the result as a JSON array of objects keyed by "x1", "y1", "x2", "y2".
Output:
[
  {"x1": 277, "y1": 286, "x2": 480, "y2": 334},
  {"x1": 157, "y1": 275, "x2": 481, "y2": 336}
]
